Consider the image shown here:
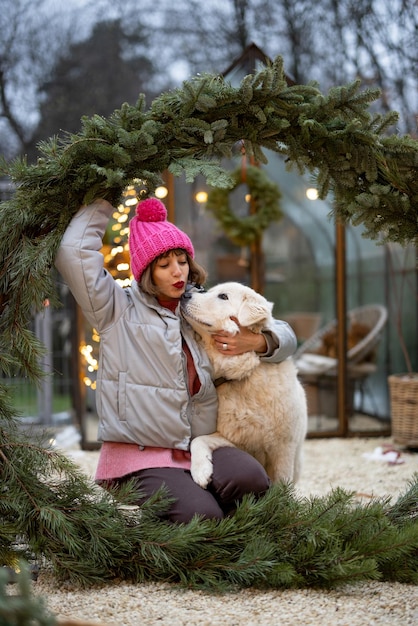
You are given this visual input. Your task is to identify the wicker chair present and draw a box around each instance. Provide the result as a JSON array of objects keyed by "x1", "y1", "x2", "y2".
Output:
[
  {"x1": 294, "y1": 305, "x2": 388, "y2": 416},
  {"x1": 282, "y1": 312, "x2": 322, "y2": 345}
]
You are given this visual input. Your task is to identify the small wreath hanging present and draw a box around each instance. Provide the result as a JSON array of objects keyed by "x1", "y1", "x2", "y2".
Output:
[{"x1": 206, "y1": 165, "x2": 283, "y2": 246}]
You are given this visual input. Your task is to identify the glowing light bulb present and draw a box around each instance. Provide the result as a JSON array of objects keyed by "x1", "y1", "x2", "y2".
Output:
[
  {"x1": 306, "y1": 187, "x2": 319, "y2": 200},
  {"x1": 195, "y1": 191, "x2": 208, "y2": 203},
  {"x1": 155, "y1": 186, "x2": 168, "y2": 199}
]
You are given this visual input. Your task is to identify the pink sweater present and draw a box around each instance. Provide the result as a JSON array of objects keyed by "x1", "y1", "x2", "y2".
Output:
[{"x1": 95, "y1": 442, "x2": 191, "y2": 481}]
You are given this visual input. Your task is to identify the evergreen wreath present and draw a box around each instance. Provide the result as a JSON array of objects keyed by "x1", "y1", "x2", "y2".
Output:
[
  {"x1": 1, "y1": 56, "x2": 418, "y2": 591},
  {"x1": 206, "y1": 165, "x2": 283, "y2": 245}
]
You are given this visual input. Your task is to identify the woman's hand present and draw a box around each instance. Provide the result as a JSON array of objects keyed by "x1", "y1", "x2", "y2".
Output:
[{"x1": 212, "y1": 317, "x2": 267, "y2": 355}]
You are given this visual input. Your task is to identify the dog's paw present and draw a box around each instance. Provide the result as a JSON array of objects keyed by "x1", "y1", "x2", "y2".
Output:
[{"x1": 191, "y1": 457, "x2": 214, "y2": 489}]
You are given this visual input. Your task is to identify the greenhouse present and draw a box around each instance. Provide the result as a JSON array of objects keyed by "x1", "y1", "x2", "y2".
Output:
[{"x1": 1, "y1": 44, "x2": 416, "y2": 449}]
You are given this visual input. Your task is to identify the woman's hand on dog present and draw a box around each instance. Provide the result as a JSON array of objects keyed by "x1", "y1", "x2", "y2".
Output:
[{"x1": 212, "y1": 317, "x2": 267, "y2": 355}]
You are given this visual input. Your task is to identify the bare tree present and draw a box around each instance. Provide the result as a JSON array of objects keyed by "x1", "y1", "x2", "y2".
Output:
[
  {"x1": 0, "y1": 0, "x2": 113, "y2": 158},
  {"x1": 316, "y1": 0, "x2": 417, "y2": 134},
  {"x1": 2, "y1": 0, "x2": 415, "y2": 159},
  {"x1": 27, "y1": 18, "x2": 155, "y2": 162},
  {"x1": 0, "y1": 1, "x2": 64, "y2": 156},
  {"x1": 121, "y1": 0, "x2": 416, "y2": 133}
]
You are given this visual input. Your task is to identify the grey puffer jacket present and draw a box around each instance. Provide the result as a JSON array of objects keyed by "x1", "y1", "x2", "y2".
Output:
[{"x1": 55, "y1": 199, "x2": 297, "y2": 451}]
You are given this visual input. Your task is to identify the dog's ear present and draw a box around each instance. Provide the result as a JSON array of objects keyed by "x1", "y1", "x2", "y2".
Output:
[{"x1": 237, "y1": 294, "x2": 273, "y2": 330}]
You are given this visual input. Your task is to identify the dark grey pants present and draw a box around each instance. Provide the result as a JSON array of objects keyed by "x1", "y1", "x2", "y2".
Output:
[{"x1": 105, "y1": 447, "x2": 270, "y2": 524}]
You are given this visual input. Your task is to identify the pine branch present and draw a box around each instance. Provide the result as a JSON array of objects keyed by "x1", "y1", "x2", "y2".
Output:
[
  {"x1": 0, "y1": 562, "x2": 56, "y2": 626},
  {"x1": 1, "y1": 424, "x2": 418, "y2": 591},
  {"x1": 1, "y1": 56, "x2": 417, "y2": 384},
  {"x1": 0, "y1": 56, "x2": 418, "y2": 592}
]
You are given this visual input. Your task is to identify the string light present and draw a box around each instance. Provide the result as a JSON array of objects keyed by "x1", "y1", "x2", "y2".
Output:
[
  {"x1": 80, "y1": 341, "x2": 99, "y2": 389},
  {"x1": 306, "y1": 187, "x2": 319, "y2": 200},
  {"x1": 80, "y1": 182, "x2": 162, "y2": 389},
  {"x1": 80, "y1": 181, "x2": 174, "y2": 389},
  {"x1": 195, "y1": 191, "x2": 208, "y2": 204},
  {"x1": 155, "y1": 186, "x2": 168, "y2": 199}
]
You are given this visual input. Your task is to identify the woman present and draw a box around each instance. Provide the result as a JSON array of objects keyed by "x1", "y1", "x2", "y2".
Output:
[{"x1": 55, "y1": 197, "x2": 297, "y2": 523}]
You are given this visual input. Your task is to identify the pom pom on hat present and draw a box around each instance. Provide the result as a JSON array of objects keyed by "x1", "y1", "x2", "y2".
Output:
[
  {"x1": 129, "y1": 197, "x2": 194, "y2": 282},
  {"x1": 136, "y1": 197, "x2": 167, "y2": 222}
]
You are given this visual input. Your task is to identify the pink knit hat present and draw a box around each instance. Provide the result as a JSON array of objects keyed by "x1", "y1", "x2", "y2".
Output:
[{"x1": 128, "y1": 197, "x2": 194, "y2": 282}]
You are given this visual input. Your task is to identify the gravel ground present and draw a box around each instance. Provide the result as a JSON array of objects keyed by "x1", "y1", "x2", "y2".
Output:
[{"x1": 32, "y1": 437, "x2": 418, "y2": 625}]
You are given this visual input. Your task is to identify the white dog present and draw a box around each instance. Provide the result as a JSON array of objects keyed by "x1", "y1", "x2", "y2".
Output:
[{"x1": 181, "y1": 282, "x2": 308, "y2": 489}]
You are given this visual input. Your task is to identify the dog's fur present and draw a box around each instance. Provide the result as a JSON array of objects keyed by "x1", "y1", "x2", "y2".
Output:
[{"x1": 181, "y1": 282, "x2": 308, "y2": 488}]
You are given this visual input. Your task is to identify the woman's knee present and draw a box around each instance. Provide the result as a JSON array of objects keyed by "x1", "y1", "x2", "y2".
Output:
[
  {"x1": 123, "y1": 467, "x2": 225, "y2": 524},
  {"x1": 210, "y1": 447, "x2": 270, "y2": 503},
  {"x1": 169, "y1": 497, "x2": 225, "y2": 524}
]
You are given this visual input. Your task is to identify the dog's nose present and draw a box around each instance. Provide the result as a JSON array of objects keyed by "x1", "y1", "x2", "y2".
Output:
[{"x1": 182, "y1": 285, "x2": 206, "y2": 300}]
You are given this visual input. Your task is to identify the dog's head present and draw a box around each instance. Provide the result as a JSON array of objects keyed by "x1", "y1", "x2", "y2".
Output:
[{"x1": 181, "y1": 282, "x2": 274, "y2": 336}]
